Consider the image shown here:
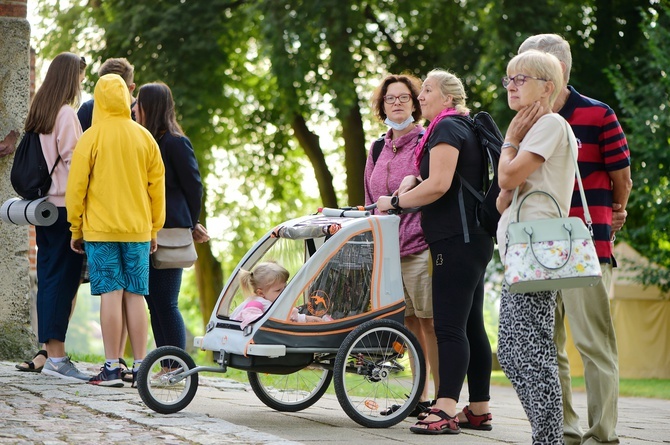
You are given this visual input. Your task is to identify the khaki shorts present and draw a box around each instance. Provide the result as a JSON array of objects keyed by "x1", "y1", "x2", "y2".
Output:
[{"x1": 401, "y1": 249, "x2": 433, "y2": 318}]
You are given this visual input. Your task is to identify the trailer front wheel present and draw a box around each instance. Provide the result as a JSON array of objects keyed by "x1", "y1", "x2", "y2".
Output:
[{"x1": 137, "y1": 346, "x2": 199, "y2": 414}]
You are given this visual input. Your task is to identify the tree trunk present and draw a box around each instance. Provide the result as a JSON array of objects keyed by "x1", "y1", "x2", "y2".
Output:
[
  {"x1": 342, "y1": 105, "x2": 367, "y2": 206},
  {"x1": 324, "y1": 8, "x2": 367, "y2": 207},
  {"x1": 193, "y1": 202, "x2": 224, "y2": 329},
  {"x1": 292, "y1": 113, "x2": 338, "y2": 208},
  {"x1": 0, "y1": 0, "x2": 38, "y2": 359}
]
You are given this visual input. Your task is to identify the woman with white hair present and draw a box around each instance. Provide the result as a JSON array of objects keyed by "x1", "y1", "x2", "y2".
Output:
[{"x1": 495, "y1": 49, "x2": 577, "y2": 444}]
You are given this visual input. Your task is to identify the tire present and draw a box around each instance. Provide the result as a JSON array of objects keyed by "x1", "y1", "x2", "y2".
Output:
[
  {"x1": 136, "y1": 346, "x2": 199, "y2": 414},
  {"x1": 248, "y1": 366, "x2": 333, "y2": 412},
  {"x1": 333, "y1": 319, "x2": 425, "y2": 428}
]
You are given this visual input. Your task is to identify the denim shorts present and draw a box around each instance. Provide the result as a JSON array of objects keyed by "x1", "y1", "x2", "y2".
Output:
[{"x1": 84, "y1": 241, "x2": 151, "y2": 296}]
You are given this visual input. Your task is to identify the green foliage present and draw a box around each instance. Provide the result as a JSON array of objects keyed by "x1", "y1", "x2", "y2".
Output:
[
  {"x1": 31, "y1": 0, "x2": 668, "y2": 318},
  {"x1": 608, "y1": 4, "x2": 670, "y2": 291}
]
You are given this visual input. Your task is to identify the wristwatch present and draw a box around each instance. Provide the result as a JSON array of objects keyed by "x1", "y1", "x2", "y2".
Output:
[{"x1": 391, "y1": 195, "x2": 401, "y2": 210}]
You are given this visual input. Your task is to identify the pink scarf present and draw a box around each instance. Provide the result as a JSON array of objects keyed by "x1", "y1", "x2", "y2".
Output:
[{"x1": 414, "y1": 107, "x2": 466, "y2": 169}]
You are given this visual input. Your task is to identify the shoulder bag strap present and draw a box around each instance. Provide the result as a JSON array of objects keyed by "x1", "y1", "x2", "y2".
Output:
[
  {"x1": 565, "y1": 120, "x2": 593, "y2": 231},
  {"x1": 509, "y1": 119, "x2": 591, "y2": 229}
]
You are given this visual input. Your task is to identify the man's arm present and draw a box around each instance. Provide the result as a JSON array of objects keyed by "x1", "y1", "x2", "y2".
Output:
[{"x1": 609, "y1": 167, "x2": 632, "y2": 236}]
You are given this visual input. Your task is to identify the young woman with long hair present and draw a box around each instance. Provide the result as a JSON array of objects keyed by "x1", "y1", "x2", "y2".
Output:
[{"x1": 19, "y1": 52, "x2": 90, "y2": 381}]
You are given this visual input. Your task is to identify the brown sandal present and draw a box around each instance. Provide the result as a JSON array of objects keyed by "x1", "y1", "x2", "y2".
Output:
[
  {"x1": 409, "y1": 408, "x2": 460, "y2": 435},
  {"x1": 460, "y1": 405, "x2": 493, "y2": 431}
]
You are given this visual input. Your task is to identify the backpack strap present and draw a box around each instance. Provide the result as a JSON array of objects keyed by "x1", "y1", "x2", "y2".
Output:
[
  {"x1": 456, "y1": 181, "x2": 471, "y2": 243},
  {"x1": 450, "y1": 116, "x2": 477, "y2": 244},
  {"x1": 371, "y1": 135, "x2": 385, "y2": 165},
  {"x1": 48, "y1": 155, "x2": 62, "y2": 177}
]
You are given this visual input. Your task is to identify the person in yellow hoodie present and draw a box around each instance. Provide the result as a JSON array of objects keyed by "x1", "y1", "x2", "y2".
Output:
[{"x1": 66, "y1": 73, "x2": 165, "y2": 388}]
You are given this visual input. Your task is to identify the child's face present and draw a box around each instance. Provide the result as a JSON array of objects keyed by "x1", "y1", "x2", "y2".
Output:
[{"x1": 257, "y1": 280, "x2": 286, "y2": 302}]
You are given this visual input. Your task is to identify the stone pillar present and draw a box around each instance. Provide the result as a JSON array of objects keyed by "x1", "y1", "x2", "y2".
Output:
[{"x1": 0, "y1": 0, "x2": 35, "y2": 359}]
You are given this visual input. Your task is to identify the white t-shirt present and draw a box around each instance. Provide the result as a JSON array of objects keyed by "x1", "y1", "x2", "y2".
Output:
[{"x1": 497, "y1": 113, "x2": 577, "y2": 261}]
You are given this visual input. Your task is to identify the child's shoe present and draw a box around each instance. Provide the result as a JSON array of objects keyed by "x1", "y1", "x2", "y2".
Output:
[{"x1": 88, "y1": 365, "x2": 124, "y2": 387}]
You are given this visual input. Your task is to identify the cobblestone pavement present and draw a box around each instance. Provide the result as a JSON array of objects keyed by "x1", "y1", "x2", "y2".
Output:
[
  {"x1": 0, "y1": 360, "x2": 297, "y2": 445},
  {"x1": 1, "y1": 359, "x2": 669, "y2": 444}
]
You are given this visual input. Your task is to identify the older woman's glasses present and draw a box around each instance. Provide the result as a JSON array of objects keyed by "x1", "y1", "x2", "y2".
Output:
[
  {"x1": 383, "y1": 94, "x2": 411, "y2": 104},
  {"x1": 502, "y1": 74, "x2": 547, "y2": 88}
]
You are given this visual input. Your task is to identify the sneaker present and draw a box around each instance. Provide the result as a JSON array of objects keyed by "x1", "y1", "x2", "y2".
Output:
[
  {"x1": 88, "y1": 366, "x2": 124, "y2": 387},
  {"x1": 41, "y1": 357, "x2": 90, "y2": 382}
]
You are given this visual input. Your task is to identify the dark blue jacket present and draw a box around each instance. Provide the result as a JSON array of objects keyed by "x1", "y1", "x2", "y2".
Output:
[
  {"x1": 78, "y1": 98, "x2": 136, "y2": 131},
  {"x1": 77, "y1": 99, "x2": 95, "y2": 131},
  {"x1": 159, "y1": 132, "x2": 203, "y2": 228}
]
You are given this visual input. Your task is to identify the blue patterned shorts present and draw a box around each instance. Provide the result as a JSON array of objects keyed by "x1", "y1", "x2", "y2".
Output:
[{"x1": 84, "y1": 241, "x2": 151, "y2": 296}]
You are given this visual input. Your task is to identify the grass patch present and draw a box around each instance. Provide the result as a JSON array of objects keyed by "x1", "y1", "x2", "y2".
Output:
[
  {"x1": 491, "y1": 370, "x2": 670, "y2": 399},
  {"x1": 73, "y1": 353, "x2": 670, "y2": 400}
]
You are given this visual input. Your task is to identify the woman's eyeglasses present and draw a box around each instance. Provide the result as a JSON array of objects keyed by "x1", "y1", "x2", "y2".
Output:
[
  {"x1": 502, "y1": 74, "x2": 547, "y2": 88},
  {"x1": 383, "y1": 94, "x2": 411, "y2": 104}
]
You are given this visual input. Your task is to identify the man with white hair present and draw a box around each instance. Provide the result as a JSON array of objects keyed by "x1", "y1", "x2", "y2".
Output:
[{"x1": 517, "y1": 33, "x2": 632, "y2": 445}]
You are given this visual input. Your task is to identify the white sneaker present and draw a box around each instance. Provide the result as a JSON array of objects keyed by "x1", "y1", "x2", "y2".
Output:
[{"x1": 42, "y1": 357, "x2": 90, "y2": 382}]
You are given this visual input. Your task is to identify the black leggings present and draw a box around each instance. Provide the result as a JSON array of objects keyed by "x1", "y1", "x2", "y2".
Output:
[
  {"x1": 430, "y1": 234, "x2": 493, "y2": 402},
  {"x1": 145, "y1": 266, "x2": 186, "y2": 349}
]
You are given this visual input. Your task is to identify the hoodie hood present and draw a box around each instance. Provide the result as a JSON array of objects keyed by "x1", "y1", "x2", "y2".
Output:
[{"x1": 92, "y1": 74, "x2": 131, "y2": 125}]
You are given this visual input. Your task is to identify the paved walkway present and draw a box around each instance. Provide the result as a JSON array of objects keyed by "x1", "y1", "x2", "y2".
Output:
[{"x1": 1, "y1": 360, "x2": 668, "y2": 444}]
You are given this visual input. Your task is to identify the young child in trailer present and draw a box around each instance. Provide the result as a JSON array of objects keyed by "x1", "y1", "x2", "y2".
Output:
[{"x1": 230, "y1": 261, "x2": 327, "y2": 326}]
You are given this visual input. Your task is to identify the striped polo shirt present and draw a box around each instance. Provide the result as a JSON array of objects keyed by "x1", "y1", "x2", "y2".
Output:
[{"x1": 558, "y1": 86, "x2": 631, "y2": 264}]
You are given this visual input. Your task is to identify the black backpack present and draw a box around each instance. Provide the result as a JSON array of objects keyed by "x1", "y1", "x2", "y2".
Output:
[
  {"x1": 10, "y1": 131, "x2": 61, "y2": 200},
  {"x1": 453, "y1": 112, "x2": 503, "y2": 242}
]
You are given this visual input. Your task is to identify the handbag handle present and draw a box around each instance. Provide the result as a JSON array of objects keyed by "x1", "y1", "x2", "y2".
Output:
[
  {"x1": 525, "y1": 221, "x2": 576, "y2": 271},
  {"x1": 515, "y1": 190, "x2": 562, "y2": 221},
  {"x1": 509, "y1": 118, "x2": 593, "y2": 234}
]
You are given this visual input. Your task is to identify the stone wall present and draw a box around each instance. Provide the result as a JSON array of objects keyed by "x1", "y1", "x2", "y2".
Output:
[{"x1": 0, "y1": 0, "x2": 36, "y2": 359}]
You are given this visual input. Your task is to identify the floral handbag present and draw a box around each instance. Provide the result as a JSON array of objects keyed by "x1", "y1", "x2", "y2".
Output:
[{"x1": 504, "y1": 122, "x2": 602, "y2": 293}]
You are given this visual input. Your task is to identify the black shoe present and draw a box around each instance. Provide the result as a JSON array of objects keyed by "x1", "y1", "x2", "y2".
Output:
[{"x1": 381, "y1": 399, "x2": 434, "y2": 417}]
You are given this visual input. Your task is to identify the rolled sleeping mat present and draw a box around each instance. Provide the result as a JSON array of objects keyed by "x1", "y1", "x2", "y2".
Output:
[
  {"x1": 1, "y1": 197, "x2": 58, "y2": 226},
  {"x1": 320, "y1": 207, "x2": 370, "y2": 218}
]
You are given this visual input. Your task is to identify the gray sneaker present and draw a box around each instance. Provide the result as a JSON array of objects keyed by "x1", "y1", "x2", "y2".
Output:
[{"x1": 42, "y1": 357, "x2": 90, "y2": 382}]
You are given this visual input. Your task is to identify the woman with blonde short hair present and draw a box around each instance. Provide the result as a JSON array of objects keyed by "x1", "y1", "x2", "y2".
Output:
[{"x1": 495, "y1": 49, "x2": 577, "y2": 444}]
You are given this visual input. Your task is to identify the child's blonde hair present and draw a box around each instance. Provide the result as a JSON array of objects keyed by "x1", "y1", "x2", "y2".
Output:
[{"x1": 239, "y1": 261, "x2": 289, "y2": 296}]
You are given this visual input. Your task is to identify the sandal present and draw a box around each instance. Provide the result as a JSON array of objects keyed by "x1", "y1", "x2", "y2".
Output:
[
  {"x1": 416, "y1": 400, "x2": 437, "y2": 420},
  {"x1": 15, "y1": 350, "x2": 48, "y2": 373},
  {"x1": 119, "y1": 358, "x2": 134, "y2": 383},
  {"x1": 460, "y1": 405, "x2": 493, "y2": 431},
  {"x1": 380, "y1": 399, "x2": 434, "y2": 417},
  {"x1": 410, "y1": 408, "x2": 460, "y2": 435}
]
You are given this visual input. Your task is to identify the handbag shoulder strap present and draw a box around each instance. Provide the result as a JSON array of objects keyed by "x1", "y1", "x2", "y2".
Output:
[
  {"x1": 566, "y1": 120, "x2": 593, "y2": 226},
  {"x1": 509, "y1": 118, "x2": 591, "y2": 228}
]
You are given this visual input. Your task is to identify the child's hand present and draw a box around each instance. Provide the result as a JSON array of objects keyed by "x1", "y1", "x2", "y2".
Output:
[{"x1": 290, "y1": 307, "x2": 299, "y2": 321}]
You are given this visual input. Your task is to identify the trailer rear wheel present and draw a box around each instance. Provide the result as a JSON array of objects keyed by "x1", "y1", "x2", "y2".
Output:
[
  {"x1": 333, "y1": 319, "x2": 425, "y2": 428},
  {"x1": 248, "y1": 366, "x2": 332, "y2": 412}
]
